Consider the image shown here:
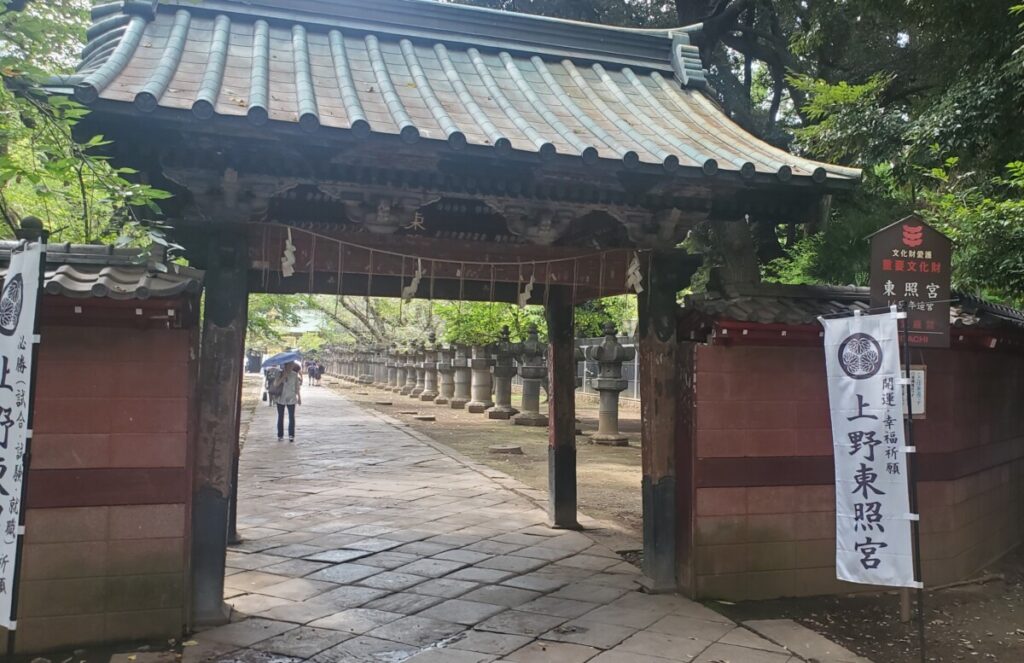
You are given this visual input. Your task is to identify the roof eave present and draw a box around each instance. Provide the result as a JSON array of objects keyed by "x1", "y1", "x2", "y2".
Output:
[{"x1": 61, "y1": 97, "x2": 860, "y2": 191}]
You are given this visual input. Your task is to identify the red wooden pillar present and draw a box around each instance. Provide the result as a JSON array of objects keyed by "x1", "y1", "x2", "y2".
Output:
[
  {"x1": 546, "y1": 286, "x2": 580, "y2": 529},
  {"x1": 191, "y1": 238, "x2": 249, "y2": 625},
  {"x1": 637, "y1": 251, "x2": 687, "y2": 591}
]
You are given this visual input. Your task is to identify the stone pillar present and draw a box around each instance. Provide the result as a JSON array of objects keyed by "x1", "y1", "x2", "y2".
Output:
[
  {"x1": 386, "y1": 345, "x2": 398, "y2": 389},
  {"x1": 395, "y1": 351, "x2": 408, "y2": 393},
  {"x1": 587, "y1": 322, "x2": 635, "y2": 446},
  {"x1": 192, "y1": 238, "x2": 248, "y2": 625},
  {"x1": 488, "y1": 325, "x2": 520, "y2": 420},
  {"x1": 513, "y1": 324, "x2": 548, "y2": 427},
  {"x1": 374, "y1": 348, "x2": 386, "y2": 385},
  {"x1": 411, "y1": 342, "x2": 426, "y2": 398},
  {"x1": 467, "y1": 344, "x2": 495, "y2": 413},
  {"x1": 450, "y1": 344, "x2": 471, "y2": 409},
  {"x1": 421, "y1": 333, "x2": 439, "y2": 401},
  {"x1": 435, "y1": 345, "x2": 455, "y2": 405},
  {"x1": 358, "y1": 348, "x2": 373, "y2": 384},
  {"x1": 401, "y1": 348, "x2": 417, "y2": 395}
]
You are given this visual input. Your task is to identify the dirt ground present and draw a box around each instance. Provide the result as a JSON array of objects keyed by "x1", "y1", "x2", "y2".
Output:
[
  {"x1": 714, "y1": 546, "x2": 1024, "y2": 663},
  {"x1": 321, "y1": 375, "x2": 645, "y2": 541}
]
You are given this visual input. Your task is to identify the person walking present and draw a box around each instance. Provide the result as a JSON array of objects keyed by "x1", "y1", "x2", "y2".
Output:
[
  {"x1": 264, "y1": 365, "x2": 282, "y2": 406},
  {"x1": 273, "y1": 361, "x2": 302, "y2": 442}
]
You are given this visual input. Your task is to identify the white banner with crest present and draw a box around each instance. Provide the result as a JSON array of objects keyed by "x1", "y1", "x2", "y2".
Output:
[
  {"x1": 821, "y1": 311, "x2": 918, "y2": 588},
  {"x1": 0, "y1": 242, "x2": 43, "y2": 629}
]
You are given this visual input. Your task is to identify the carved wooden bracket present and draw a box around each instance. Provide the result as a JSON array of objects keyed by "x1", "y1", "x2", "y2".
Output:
[
  {"x1": 164, "y1": 167, "x2": 309, "y2": 224},
  {"x1": 615, "y1": 208, "x2": 707, "y2": 247}
]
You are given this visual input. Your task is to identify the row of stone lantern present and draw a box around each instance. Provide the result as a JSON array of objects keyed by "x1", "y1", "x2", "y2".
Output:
[{"x1": 330, "y1": 322, "x2": 634, "y2": 444}]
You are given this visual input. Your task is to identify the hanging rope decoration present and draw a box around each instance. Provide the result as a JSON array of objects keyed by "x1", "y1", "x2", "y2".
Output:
[
  {"x1": 281, "y1": 228, "x2": 297, "y2": 278},
  {"x1": 402, "y1": 258, "x2": 424, "y2": 302},
  {"x1": 626, "y1": 251, "x2": 645, "y2": 295},
  {"x1": 517, "y1": 272, "x2": 535, "y2": 309},
  {"x1": 267, "y1": 222, "x2": 637, "y2": 303}
]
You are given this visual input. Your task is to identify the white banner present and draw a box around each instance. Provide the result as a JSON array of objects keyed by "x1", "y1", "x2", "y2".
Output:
[
  {"x1": 0, "y1": 242, "x2": 43, "y2": 629},
  {"x1": 821, "y1": 311, "x2": 918, "y2": 588}
]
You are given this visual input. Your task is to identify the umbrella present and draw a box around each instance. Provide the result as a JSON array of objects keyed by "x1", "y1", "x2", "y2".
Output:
[{"x1": 262, "y1": 350, "x2": 302, "y2": 369}]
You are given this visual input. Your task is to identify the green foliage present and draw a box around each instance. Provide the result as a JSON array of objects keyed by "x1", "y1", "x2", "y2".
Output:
[
  {"x1": 247, "y1": 294, "x2": 303, "y2": 348},
  {"x1": 574, "y1": 296, "x2": 636, "y2": 338},
  {"x1": 788, "y1": 74, "x2": 904, "y2": 166},
  {"x1": 921, "y1": 163, "x2": 1024, "y2": 306},
  {"x1": 433, "y1": 302, "x2": 545, "y2": 346},
  {"x1": 0, "y1": 0, "x2": 173, "y2": 246}
]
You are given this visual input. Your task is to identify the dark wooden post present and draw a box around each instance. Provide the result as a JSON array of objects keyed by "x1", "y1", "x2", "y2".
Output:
[
  {"x1": 637, "y1": 251, "x2": 684, "y2": 592},
  {"x1": 192, "y1": 238, "x2": 249, "y2": 625},
  {"x1": 546, "y1": 286, "x2": 580, "y2": 530}
]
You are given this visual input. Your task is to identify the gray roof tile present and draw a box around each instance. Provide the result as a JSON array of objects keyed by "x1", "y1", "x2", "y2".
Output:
[
  {"x1": 683, "y1": 284, "x2": 1024, "y2": 332},
  {"x1": 0, "y1": 242, "x2": 203, "y2": 301},
  {"x1": 51, "y1": 0, "x2": 859, "y2": 183}
]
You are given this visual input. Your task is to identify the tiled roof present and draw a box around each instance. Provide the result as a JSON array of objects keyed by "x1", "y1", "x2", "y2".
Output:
[
  {"x1": 0, "y1": 243, "x2": 203, "y2": 300},
  {"x1": 683, "y1": 284, "x2": 1024, "y2": 331},
  {"x1": 50, "y1": 0, "x2": 860, "y2": 183}
]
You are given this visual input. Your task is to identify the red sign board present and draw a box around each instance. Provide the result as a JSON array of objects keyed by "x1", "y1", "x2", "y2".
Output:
[{"x1": 870, "y1": 215, "x2": 952, "y2": 348}]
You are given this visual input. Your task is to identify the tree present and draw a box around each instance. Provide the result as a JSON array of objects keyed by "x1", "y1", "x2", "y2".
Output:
[
  {"x1": 768, "y1": 3, "x2": 1024, "y2": 302},
  {"x1": 0, "y1": 0, "x2": 172, "y2": 245},
  {"x1": 246, "y1": 294, "x2": 303, "y2": 349}
]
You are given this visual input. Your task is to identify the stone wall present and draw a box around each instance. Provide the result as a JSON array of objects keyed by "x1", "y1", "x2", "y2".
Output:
[{"x1": 683, "y1": 342, "x2": 1024, "y2": 600}]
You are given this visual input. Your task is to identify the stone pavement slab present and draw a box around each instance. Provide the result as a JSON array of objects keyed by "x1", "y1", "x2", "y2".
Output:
[{"x1": 199, "y1": 381, "x2": 868, "y2": 662}]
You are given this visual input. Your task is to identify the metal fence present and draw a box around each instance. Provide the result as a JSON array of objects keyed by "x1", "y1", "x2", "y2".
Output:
[{"x1": 512, "y1": 335, "x2": 640, "y2": 401}]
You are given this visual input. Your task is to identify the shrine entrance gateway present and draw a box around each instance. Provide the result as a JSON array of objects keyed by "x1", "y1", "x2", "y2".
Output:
[{"x1": 50, "y1": 0, "x2": 858, "y2": 625}]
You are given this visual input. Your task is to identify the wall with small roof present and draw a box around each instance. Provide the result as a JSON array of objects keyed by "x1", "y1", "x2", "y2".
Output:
[
  {"x1": 675, "y1": 302, "x2": 1024, "y2": 601},
  {"x1": 1, "y1": 288, "x2": 200, "y2": 653}
]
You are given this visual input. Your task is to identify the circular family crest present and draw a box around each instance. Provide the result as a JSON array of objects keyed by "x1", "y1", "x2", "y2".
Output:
[
  {"x1": 838, "y1": 332, "x2": 882, "y2": 380},
  {"x1": 0, "y1": 273, "x2": 24, "y2": 336}
]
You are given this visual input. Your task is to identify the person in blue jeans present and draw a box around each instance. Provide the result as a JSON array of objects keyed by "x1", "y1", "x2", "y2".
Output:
[{"x1": 273, "y1": 361, "x2": 302, "y2": 442}]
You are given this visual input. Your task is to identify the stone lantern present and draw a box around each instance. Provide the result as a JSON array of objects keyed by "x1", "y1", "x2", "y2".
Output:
[
  {"x1": 512, "y1": 324, "x2": 548, "y2": 427},
  {"x1": 401, "y1": 344, "x2": 418, "y2": 395},
  {"x1": 467, "y1": 343, "x2": 496, "y2": 413},
  {"x1": 488, "y1": 325, "x2": 520, "y2": 420},
  {"x1": 358, "y1": 347, "x2": 373, "y2": 384},
  {"x1": 421, "y1": 333, "x2": 440, "y2": 401},
  {"x1": 435, "y1": 344, "x2": 455, "y2": 405},
  {"x1": 410, "y1": 341, "x2": 426, "y2": 398},
  {"x1": 450, "y1": 344, "x2": 471, "y2": 409},
  {"x1": 585, "y1": 322, "x2": 635, "y2": 445},
  {"x1": 394, "y1": 349, "x2": 408, "y2": 393},
  {"x1": 386, "y1": 344, "x2": 399, "y2": 390}
]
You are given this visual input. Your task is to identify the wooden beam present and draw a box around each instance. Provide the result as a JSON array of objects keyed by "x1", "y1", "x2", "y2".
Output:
[
  {"x1": 191, "y1": 237, "x2": 249, "y2": 625},
  {"x1": 637, "y1": 251, "x2": 695, "y2": 591},
  {"x1": 546, "y1": 286, "x2": 580, "y2": 530}
]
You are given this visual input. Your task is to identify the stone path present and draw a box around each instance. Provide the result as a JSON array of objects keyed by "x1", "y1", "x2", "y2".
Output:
[{"x1": 196, "y1": 383, "x2": 812, "y2": 662}]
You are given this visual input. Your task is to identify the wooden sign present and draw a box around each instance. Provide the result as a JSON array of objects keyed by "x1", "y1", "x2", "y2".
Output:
[{"x1": 870, "y1": 215, "x2": 952, "y2": 348}]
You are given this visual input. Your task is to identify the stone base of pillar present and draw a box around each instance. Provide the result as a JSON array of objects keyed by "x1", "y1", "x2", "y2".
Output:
[
  {"x1": 434, "y1": 396, "x2": 449, "y2": 405},
  {"x1": 487, "y1": 406, "x2": 518, "y2": 420},
  {"x1": 591, "y1": 434, "x2": 629, "y2": 446},
  {"x1": 449, "y1": 398, "x2": 468, "y2": 409},
  {"x1": 400, "y1": 386, "x2": 413, "y2": 395},
  {"x1": 467, "y1": 400, "x2": 494, "y2": 414},
  {"x1": 359, "y1": 375, "x2": 373, "y2": 384},
  {"x1": 420, "y1": 391, "x2": 438, "y2": 401},
  {"x1": 512, "y1": 412, "x2": 548, "y2": 426},
  {"x1": 410, "y1": 388, "x2": 424, "y2": 398}
]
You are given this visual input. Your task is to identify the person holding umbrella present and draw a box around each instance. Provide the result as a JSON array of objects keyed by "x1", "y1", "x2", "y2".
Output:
[{"x1": 272, "y1": 360, "x2": 302, "y2": 442}]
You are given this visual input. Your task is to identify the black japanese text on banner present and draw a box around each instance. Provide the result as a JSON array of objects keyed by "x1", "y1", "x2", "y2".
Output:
[
  {"x1": 820, "y1": 311, "x2": 918, "y2": 588},
  {"x1": 0, "y1": 242, "x2": 42, "y2": 628}
]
